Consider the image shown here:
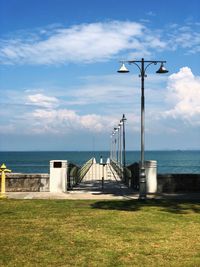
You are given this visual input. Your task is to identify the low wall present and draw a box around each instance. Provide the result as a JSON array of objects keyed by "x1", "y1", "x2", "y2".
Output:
[
  {"x1": 127, "y1": 163, "x2": 200, "y2": 193},
  {"x1": 1, "y1": 172, "x2": 200, "y2": 193},
  {"x1": 0, "y1": 173, "x2": 49, "y2": 192},
  {"x1": 157, "y1": 174, "x2": 200, "y2": 193}
]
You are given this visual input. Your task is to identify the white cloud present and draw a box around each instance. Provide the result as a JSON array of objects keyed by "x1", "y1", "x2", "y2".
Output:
[
  {"x1": 164, "y1": 67, "x2": 200, "y2": 125},
  {"x1": 1, "y1": 68, "x2": 199, "y2": 139},
  {"x1": 0, "y1": 88, "x2": 120, "y2": 134},
  {"x1": 0, "y1": 73, "x2": 168, "y2": 136},
  {"x1": 167, "y1": 23, "x2": 200, "y2": 53},
  {"x1": 0, "y1": 20, "x2": 199, "y2": 65},
  {"x1": 26, "y1": 93, "x2": 59, "y2": 109},
  {"x1": 27, "y1": 108, "x2": 118, "y2": 134},
  {"x1": 0, "y1": 21, "x2": 166, "y2": 65}
]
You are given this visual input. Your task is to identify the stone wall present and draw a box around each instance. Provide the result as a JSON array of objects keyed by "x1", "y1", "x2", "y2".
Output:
[
  {"x1": 1, "y1": 172, "x2": 200, "y2": 193},
  {"x1": 0, "y1": 173, "x2": 49, "y2": 192},
  {"x1": 157, "y1": 174, "x2": 200, "y2": 193},
  {"x1": 127, "y1": 163, "x2": 200, "y2": 193}
]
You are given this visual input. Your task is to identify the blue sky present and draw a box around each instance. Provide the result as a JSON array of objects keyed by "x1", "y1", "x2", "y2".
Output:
[{"x1": 0, "y1": 0, "x2": 200, "y2": 151}]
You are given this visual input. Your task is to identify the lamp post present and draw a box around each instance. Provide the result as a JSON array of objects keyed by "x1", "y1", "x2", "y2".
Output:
[
  {"x1": 111, "y1": 131, "x2": 115, "y2": 161},
  {"x1": 119, "y1": 123, "x2": 122, "y2": 167},
  {"x1": 121, "y1": 114, "x2": 127, "y2": 171},
  {"x1": 117, "y1": 124, "x2": 121, "y2": 166},
  {"x1": 118, "y1": 58, "x2": 168, "y2": 199},
  {"x1": 110, "y1": 133, "x2": 113, "y2": 160},
  {"x1": 114, "y1": 127, "x2": 118, "y2": 162}
]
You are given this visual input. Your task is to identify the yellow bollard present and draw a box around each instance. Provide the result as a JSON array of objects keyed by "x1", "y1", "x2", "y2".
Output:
[{"x1": 0, "y1": 163, "x2": 11, "y2": 198}]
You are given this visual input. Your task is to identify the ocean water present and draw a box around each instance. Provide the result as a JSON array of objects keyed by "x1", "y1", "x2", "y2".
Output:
[{"x1": 0, "y1": 150, "x2": 199, "y2": 174}]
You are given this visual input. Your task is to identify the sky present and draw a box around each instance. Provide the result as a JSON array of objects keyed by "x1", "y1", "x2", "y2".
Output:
[{"x1": 0, "y1": 0, "x2": 200, "y2": 151}]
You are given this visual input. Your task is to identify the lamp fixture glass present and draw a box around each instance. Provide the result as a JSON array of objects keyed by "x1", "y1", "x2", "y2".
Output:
[
  {"x1": 156, "y1": 63, "x2": 169, "y2": 74},
  {"x1": 117, "y1": 63, "x2": 129, "y2": 73}
]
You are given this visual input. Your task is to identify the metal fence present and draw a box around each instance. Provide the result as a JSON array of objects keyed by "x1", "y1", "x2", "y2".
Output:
[{"x1": 67, "y1": 158, "x2": 94, "y2": 189}]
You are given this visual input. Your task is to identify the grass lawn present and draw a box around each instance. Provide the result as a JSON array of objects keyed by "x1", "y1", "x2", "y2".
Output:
[{"x1": 0, "y1": 199, "x2": 200, "y2": 267}]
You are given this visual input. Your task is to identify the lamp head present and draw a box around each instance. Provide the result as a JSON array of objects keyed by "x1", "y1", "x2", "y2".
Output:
[
  {"x1": 117, "y1": 63, "x2": 129, "y2": 73},
  {"x1": 156, "y1": 63, "x2": 169, "y2": 74},
  {"x1": 122, "y1": 114, "x2": 127, "y2": 121}
]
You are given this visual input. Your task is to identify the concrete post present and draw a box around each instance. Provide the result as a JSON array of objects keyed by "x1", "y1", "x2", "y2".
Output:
[
  {"x1": 50, "y1": 160, "x2": 68, "y2": 193},
  {"x1": 145, "y1": 160, "x2": 157, "y2": 194}
]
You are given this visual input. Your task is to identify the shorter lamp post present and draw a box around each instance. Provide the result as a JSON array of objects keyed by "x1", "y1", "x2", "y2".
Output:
[
  {"x1": 121, "y1": 114, "x2": 127, "y2": 170},
  {"x1": 111, "y1": 131, "x2": 115, "y2": 161},
  {"x1": 117, "y1": 125, "x2": 121, "y2": 166},
  {"x1": 110, "y1": 132, "x2": 113, "y2": 160},
  {"x1": 121, "y1": 114, "x2": 127, "y2": 180},
  {"x1": 118, "y1": 58, "x2": 168, "y2": 199},
  {"x1": 118, "y1": 122, "x2": 123, "y2": 167},
  {"x1": 114, "y1": 127, "x2": 118, "y2": 162}
]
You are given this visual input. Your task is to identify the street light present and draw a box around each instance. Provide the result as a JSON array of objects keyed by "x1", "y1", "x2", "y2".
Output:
[
  {"x1": 118, "y1": 58, "x2": 168, "y2": 199},
  {"x1": 111, "y1": 131, "x2": 115, "y2": 161},
  {"x1": 118, "y1": 122, "x2": 123, "y2": 167},
  {"x1": 121, "y1": 114, "x2": 127, "y2": 171},
  {"x1": 110, "y1": 132, "x2": 113, "y2": 160},
  {"x1": 114, "y1": 127, "x2": 118, "y2": 162},
  {"x1": 117, "y1": 124, "x2": 121, "y2": 166}
]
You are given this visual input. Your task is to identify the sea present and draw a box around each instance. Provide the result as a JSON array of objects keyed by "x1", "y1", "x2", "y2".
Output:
[{"x1": 0, "y1": 150, "x2": 200, "y2": 174}]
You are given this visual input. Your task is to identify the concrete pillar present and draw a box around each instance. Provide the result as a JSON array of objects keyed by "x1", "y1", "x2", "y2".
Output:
[
  {"x1": 50, "y1": 160, "x2": 67, "y2": 193},
  {"x1": 145, "y1": 160, "x2": 157, "y2": 193}
]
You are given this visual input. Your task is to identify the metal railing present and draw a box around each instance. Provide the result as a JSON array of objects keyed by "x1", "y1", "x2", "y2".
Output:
[
  {"x1": 110, "y1": 159, "x2": 132, "y2": 187},
  {"x1": 110, "y1": 159, "x2": 123, "y2": 179},
  {"x1": 68, "y1": 158, "x2": 94, "y2": 189}
]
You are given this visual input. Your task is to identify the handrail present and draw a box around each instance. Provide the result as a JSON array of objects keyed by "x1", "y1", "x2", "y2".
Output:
[
  {"x1": 110, "y1": 159, "x2": 132, "y2": 187},
  {"x1": 77, "y1": 157, "x2": 94, "y2": 182},
  {"x1": 110, "y1": 159, "x2": 123, "y2": 179},
  {"x1": 68, "y1": 157, "x2": 94, "y2": 189}
]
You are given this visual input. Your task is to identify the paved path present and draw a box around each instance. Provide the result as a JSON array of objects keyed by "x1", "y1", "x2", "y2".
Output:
[
  {"x1": 3, "y1": 162, "x2": 200, "y2": 200},
  {"x1": 5, "y1": 178, "x2": 140, "y2": 200},
  {"x1": 4, "y1": 191, "x2": 200, "y2": 200}
]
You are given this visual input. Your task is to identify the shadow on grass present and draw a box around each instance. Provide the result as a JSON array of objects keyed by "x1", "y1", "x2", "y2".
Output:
[{"x1": 91, "y1": 199, "x2": 200, "y2": 214}]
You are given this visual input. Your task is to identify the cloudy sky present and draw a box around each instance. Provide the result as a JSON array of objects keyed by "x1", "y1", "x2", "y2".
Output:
[{"x1": 0, "y1": 0, "x2": 200, "y2": 151}]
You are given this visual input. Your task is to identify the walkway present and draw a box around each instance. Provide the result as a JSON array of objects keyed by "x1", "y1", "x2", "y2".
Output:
[
  {"x1": 4, "y1": 191, "x2": 200, "y2": 200},
  {"x1": 69, "y1": 162, "x2": 135, "y2": 198},
  {"x1": 5, "y1": 163, "x2": 138, "y2": 199},
  {"x1": 4, "y1": 160, "x2": 200, "y2": 200}
]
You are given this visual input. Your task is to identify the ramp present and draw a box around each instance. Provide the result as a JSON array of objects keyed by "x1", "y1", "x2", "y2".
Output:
[
  {"x1": 83, "y1": 163, "x2": 120, "y2": 181},
  {"x1": 71, "y1": 159, "x2": 134, "y2": 197}
]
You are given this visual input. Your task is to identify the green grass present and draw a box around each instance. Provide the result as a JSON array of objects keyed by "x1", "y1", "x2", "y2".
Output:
[{"x1": 1, "y1": 199, "x2": 200, "y2": 267}]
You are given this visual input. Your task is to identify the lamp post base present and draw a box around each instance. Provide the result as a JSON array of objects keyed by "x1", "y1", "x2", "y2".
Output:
[{"x1": 139, "y1": 167, "x2": 146, "y2": 199}]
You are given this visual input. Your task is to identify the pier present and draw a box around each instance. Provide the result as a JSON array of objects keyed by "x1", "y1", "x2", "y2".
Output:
[{"x1": 2, "y1": 156, "x2": 200, "y2": 199}]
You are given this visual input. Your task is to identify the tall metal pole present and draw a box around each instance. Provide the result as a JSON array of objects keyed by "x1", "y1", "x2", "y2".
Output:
[
  {"x1": 140, "y1": 58, "x2": 146, "y2": 199},
  {"x1": 114, "y1": 128, "x2": 117, "y2": 162},
  {"x1": 122, "y1": 114, "x2": 126, "y2": 169},
  {"x1": 115, "y1": 137, "x2": 117, "y2": 162},
  {"x1": 118, "y1": 58, "x2": 168, "y2": 199},
  {"x1": 112, "y1": 133, "x2": 114, "y2": 161},
  {"x1": 117, "y1": 128, "x2": 120, "y2": 165},
  {"x1": 119, "y1": 124, "x2": 122, "y2": 167},
  {"x1": 110, "y1": 134, "x2": 112, "y2": 160},
  {"x1": 120, "y1": 125, "x2": 122, "y2": 167}
]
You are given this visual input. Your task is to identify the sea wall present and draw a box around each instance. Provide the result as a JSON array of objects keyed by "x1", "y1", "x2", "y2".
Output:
[
  {"x1": 1, "y1": 172, "x2": 200, "y2": 193},
  {"x1": 127, "y1": 163, "x2": 200, "y2": 193},
  {"x1": 157, "y1": 174, "x2": 200, "y2": 193},
  {"x1": 0, "y1": 173, "x2": 49, "y2": 192}
]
